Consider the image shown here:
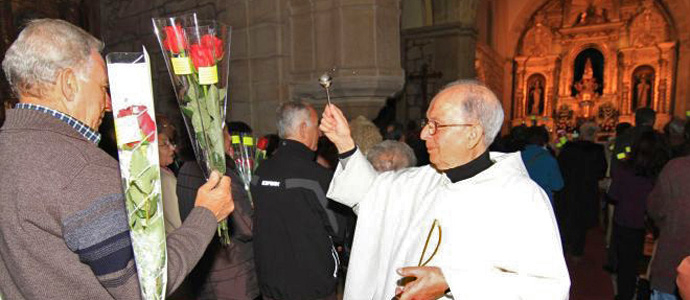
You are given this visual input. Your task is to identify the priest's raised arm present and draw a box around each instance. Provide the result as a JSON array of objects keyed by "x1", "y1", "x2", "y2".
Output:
[{"x1": 319, "y1": 104, "x2": 378, "y2": 209}]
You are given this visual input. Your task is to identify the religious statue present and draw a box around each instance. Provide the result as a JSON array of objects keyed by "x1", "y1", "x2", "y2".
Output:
[
  {"x1": 574, "y1": 58, "x2": 600, "y2": 118},
  {"x1": 636, "y1": 75, "x2": 651, "y2": 108},
  {"x1": 574, "y1": 58, "x2": 600, "y2": 99},
  {"x1": 529, "y1": 80, "x2": 544, "y2": 115},
  {"x1": 574, "y1": 3, "x2": 608, "y2": 26}
]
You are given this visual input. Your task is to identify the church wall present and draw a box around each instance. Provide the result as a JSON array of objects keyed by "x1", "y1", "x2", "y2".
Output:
[
  {"x1": 100, "y1": 0, "x2": 404, "y2": 137},
  {"x1": 288, "y1": 0, "x2": 404, "y2": 122},
  {"x1": 401, "y1": 0, "x2": 425, "y2": 29},
  {"x1": 664, "y1": 0, "x2": 690, "y2": 118},
  {"x1": 401, "y1": 23, "x2": 477, "y2": 122},
  {"x1": 399, "y1": 0, "x2": 480, "y2": 123}
]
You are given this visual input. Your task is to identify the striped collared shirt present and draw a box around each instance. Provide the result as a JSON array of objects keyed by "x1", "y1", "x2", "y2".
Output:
[{"x1": 14, "y1": 103, "x2": 102, "y2": 144}]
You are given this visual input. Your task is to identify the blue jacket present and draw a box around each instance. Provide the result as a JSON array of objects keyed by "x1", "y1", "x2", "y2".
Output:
[{"x1": 521, "y1": 144, "x2": 564, "y2": 203}]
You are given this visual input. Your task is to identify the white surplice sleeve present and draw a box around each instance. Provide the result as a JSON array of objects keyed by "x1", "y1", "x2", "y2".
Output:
[{"x1": 327, "y1": 148, "x2": 378, "y2": 210}]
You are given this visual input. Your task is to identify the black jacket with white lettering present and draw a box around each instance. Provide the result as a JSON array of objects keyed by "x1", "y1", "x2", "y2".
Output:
[{"x1": 251, "y1": 139, "x2": 340, "y2": 300}]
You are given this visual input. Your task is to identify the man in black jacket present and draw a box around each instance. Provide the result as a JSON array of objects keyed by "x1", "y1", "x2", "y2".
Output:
[{"x1": 251, "y1": 101, "x2": 341, "y2": 300}]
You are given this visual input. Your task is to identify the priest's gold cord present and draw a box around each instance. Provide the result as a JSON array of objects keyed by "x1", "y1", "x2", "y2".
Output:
[{"x1": 418, "y1": 219, "x2": 442, "y2": 267}]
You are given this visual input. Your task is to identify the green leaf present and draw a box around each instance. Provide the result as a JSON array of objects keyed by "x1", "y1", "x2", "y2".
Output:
[
  {"x1": 180, "y1": 105, "x2": 194, "y2": 118},
  {"x1": 185, "y1": 77, "x2": 199, "y2": 102},
  {"x1": 129, "y1": 147, "x2": 158, "y2": 195}
]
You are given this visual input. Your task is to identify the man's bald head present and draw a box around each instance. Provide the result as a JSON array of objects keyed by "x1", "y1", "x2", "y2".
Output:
[
  {"x1": 433, "y1": 80, "x2": 504, "y2": 146},
  {"x1": 421, "y1": 80, "x2": 504, "y2": 170}
]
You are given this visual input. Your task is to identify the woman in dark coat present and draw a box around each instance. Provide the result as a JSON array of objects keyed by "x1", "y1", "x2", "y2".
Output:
[
  {"x1": 556, "y1": 122, "x2": 607, "y2": 257},
  {"x1": 608, "y1": 131, "x2": 669, "y2": 300}
]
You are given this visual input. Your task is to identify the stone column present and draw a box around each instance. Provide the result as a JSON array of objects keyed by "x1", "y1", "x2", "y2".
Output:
[{"x1": 289, "y1": 0, "x2": 404, "y2": 120}]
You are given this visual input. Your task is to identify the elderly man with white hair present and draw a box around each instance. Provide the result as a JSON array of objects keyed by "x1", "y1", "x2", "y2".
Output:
[
  {"x1": 0, "y1": 19, "x2": 234, "y2": 299},
  {"x1": 320, "y1": 80, "x2": 570, "y2": 299}
]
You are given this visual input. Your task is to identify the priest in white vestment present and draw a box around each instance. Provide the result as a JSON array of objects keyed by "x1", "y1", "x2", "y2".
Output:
[{"x1": 319, "y1": 80, "x2": 570, "y2": 300}]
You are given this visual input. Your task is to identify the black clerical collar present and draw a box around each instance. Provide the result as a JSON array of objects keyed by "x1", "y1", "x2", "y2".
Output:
[
  {"x1": 278, "y1": 139, "x2": 317, "y2": 161},
  {"x1": 444, "y1": 150, "x2": 493, "y2": 183}
]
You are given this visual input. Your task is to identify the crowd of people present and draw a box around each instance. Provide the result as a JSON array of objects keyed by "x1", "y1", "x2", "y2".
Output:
[
  {"x1": 0, "y1": 18, "x2": 689, "y2": 300},
  {"x1": 490, "y1": 108, "x2": 690, "y2": 300}
]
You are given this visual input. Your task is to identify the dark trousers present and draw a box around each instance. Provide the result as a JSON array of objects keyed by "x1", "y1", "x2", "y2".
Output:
[
  {"x1": 569, "y1": 225, "x2": 589, "y2": 256},
  {"x1": 613, "y1": 223, "x2": 646, "y2": 300},
  {"x1": 561, "y1": 221, "x2": 589, "y2": 256}
]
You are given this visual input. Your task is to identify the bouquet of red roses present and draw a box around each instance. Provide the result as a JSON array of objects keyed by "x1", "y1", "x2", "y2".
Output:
[{"x1": 153, "y1": 13, "x2": 232, "y2": 245}]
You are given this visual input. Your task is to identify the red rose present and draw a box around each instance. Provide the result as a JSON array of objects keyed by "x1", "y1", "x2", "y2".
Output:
[
  {"x1": 200, "y1": 34, "x2": 224, "y2": 60},
  {"x1": 257, "y1": 136, "x2": 269, "y2": 150},
  {"x1": 162, "y1": 25, "x2": 187, "y2": 54},
  {"x1": 117, "y1": 105, "x2": 156, "y2": 147},
  {"x1": 189, "y1": 44, "x2": 215, "y2": 68}
]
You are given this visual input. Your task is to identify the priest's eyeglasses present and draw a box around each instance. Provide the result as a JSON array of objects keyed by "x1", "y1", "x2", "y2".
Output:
[{"x1": 421, "y1": 118, "x2": 474, "y2": 136}]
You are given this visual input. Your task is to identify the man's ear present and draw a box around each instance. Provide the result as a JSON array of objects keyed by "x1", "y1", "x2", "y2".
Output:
[
  {"x1": 58, "y1": 68, "x2": 79, "y2": 103},
  {"x1": 466, "y1": 125, "x2": 483, "y2": 149},
  {"x1": 298, "y1": 121, "x2": 308, "y2": 139}
]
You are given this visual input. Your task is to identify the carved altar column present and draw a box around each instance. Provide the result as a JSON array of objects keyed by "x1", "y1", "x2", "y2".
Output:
[
  {"x1": 657, "y1": 42, "x2": 676, "y2": 114},
  {"x1": 513, "y1": 57, "x2": 528, "y2": 121}
]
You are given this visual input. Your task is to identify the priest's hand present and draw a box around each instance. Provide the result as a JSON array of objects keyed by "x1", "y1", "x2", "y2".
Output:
[
  {"x1": 319, "y1": 103, "x2": 355, "y2": 154},
  {"x1": 395, "y1": 266, "x2": 449, "y2": 300},
  {"x1": 678, "y1": 256, "x2": 690, "y2": 300}
]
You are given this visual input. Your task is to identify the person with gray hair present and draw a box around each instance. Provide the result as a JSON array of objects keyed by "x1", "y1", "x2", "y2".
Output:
[
  {"x1": 366, "y1": 140, "x2": 417, "y2": 172},
  {"x1": 320, "y1": 80, "x2": 569, "y2": 299},
  {"x1": 276, "y1": 101, "x2": 315, "y2": 139},
  {"x1": 0, "y1": 19, "x2": 235, "y2": 299},
  {"x1": 251, "y1": 100, "x2": 343, "y2": 300}
]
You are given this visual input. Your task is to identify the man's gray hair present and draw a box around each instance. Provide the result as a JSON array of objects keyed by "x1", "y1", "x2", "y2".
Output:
[
  {"x1": 579, "y1": 122, "x2": 598, "y2": 141},
  {"x1": 443, "y1": 80, "x2": 504, "y2": 145},
  {"x1": 2, "y1": 19, "x2": 104, "y2": 97},
  {"x1": 366, "y1": 140, "x2": 417, "y2": 172},
  {"x1": 276, "y1": 101, "x2": 314, "y2": 138}
]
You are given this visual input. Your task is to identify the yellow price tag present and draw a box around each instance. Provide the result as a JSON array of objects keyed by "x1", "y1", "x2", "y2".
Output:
[
  {"x1": 199, "y1": 65, "x2": 218, "y2": 85},
  {"x1": 243, "y1": 136, "x2": 254, "y2": 146},
  {"x1": 231, "y1": 135, "x2": 240, "y2": 144},
  {"x1": 686, "y1": 110, "x2": 690, "y2": 117},
  {"x1": 172, "y1": 57, "x2": 192, "y2": 75},
  {"x1": 617, "y1": 152, "x2": 627, "y2": 160},
  {"x1": 625, "y1": 146, "x2": 631, "y2": 153}
]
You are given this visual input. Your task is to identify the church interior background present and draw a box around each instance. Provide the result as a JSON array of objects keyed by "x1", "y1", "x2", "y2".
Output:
[{"x1": 2, "y1": 0, "x2": 690, "y2": 141}]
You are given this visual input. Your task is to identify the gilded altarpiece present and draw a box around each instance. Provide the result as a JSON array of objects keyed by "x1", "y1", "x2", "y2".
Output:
[{"x1": 513, "y1": 0, "x2": 676, "y2": 134}]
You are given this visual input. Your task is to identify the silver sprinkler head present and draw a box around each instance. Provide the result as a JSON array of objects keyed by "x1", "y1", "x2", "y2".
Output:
[{"x1": 319, "y1": 73, "x2": 332, "y2": 89}]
